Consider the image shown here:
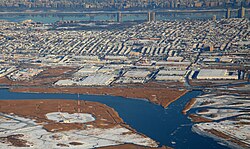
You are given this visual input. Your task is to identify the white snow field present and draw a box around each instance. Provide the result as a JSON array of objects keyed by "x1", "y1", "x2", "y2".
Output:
[
  {"x1": 0, "y1": 113, "x2": 158, "y2": 148},
  {"x1": 46, "y1": 112, "x2": 96, "y2": 123}
]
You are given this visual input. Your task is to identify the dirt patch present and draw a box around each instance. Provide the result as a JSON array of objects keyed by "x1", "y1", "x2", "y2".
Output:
[
  {"x1": 69, "y1": 142, "x2": 84, "y2": 145},
  {"x1": 200, "y1": 101, "x2": 215, "y2": 106},
  {"x1": 182, "y1": 98, "x2": 196, "y2": 115},
  {"x1": 0, "y1": 100, "x2": 124, "y2": 132},
  {"x1": 197, "y1": 109, "x2": 209, "y2": 113},
  {"x1": 190, "y1": 80, "x2": 246, "y2": 88},
  {"x1": 0, "y1": 134, "x2": 31, "y2": 147},
  {"x1": 206, "y1": 129, "x2": 250, "y2": 148},
  {"x1": 113, "y1": 81, "x2": 184, "y2": 89},
  {"x1": 57, "y1": 143, "x2": 69, "y2": 147},
  {"x1": 0, "y1": 67, "x2": 76, "y2": 86},
  {"x1": 0, "y1": 100, "x2": 167, "y2": 149},
  {"x1": 188, "y1": 114, "x2": 213, "y2": 123}
]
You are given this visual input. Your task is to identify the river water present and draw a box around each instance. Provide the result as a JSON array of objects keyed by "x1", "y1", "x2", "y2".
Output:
[
  {"x1": 0, "y1": 10, "x2": 249, "y2": 23},
  {"x1": 0, "y1": 89, "x2": 229, "y2": 149}
]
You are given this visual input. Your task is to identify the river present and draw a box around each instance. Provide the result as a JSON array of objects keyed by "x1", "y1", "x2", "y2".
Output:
[
  {"x1": 0, "y1": 10, "x2": 249, "y2": 23},
  {"x1": 0, "y1": 89, "x2": 229, "y2": 149}
]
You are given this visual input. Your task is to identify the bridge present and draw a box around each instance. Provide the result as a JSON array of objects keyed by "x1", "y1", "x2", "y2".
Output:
[{"x1": 0, "y1": 7, "x2": 248, "y2": 22}]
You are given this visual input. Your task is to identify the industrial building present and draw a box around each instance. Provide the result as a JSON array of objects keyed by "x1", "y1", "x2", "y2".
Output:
[
  {"x1": 7, "y1": 68, "x2": 43, "y2": 81},
  {"x1": 123, "y1": 70, "x2": 151, "y2": 78},
  {"x1": 196, "y1": 69, "x2": 238, "y2": 80},
  {"x1": 76, "y1": 74, "x2": 116, "y2": 86},
  {"x1": 56, "y1": 74, "x2": 116, "y2": 86}
]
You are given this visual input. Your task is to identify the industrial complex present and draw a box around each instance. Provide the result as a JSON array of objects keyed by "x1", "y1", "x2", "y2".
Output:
[{"x1": 0, "y1": 18, "x2": 249, "y2": 86}]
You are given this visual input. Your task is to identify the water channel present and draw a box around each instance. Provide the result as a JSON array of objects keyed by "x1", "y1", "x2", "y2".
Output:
[
  {"x1": 0, "y1": 89, "x2": 229, "y2": 149},
  {"x1": 0, "y1": 10, "x2": 249, "y2": 23}
]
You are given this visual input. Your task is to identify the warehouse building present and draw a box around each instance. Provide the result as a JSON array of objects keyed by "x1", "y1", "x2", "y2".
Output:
[{"x1": 197, "y1": 69, "x2": 238, "y2": 80}]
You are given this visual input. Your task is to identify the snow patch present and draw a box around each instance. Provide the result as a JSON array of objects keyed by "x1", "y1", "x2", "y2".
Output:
[{"x1": 46, "y1": 112, "x2": 95, "y2": 123}]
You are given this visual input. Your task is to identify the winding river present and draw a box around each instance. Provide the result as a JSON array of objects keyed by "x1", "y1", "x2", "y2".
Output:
[{"x1": 0, "y1": 89, "x2": 229, "y2": 149}]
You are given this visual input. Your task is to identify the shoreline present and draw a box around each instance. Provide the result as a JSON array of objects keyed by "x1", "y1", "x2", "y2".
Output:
[
  {"x1": 182, "y1": 98, "x2": 197, "y2": 115},
  {"x1": 0, "y1": 83, "x2": 187, "y2": 149},
  {"x1": 99, "y1": 144, "x2": 171, "y2": 149},
  {"x1": 9, "y1": 86, "x2": 188, "y2": 109},
  {"x1": 188, "y1": 114, "x2": 213, "y2": 123},
  {"x1": 0, "y1": 8, "x2": 249, "y2": 14},
  {"x1": 163, "y1": 90, "x2": 188, "y2": 108},
  {"x1": 0, "y1": 99, "x2": 164, "y2": 149},
  {"x1": 192, "y1": 125, "x2": 248, "y2": 149},
  {"x1": 188, "y1": 90, "x2": 250, "y2": 149}
]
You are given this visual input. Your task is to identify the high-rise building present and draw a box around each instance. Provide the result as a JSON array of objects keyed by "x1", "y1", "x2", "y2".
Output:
[
  {"x1": 238, "y1": 6, "x2": 245, "y2": 18},
  {"x1": 209, "y1": 44, "x2": 214, "y2": 52},
  {"x1": 111, "y1": 0, "x2": 115, "y2": 5},
  {"x1": 117, "y1": 11, "x2": 122, "y2": 22},
  {"x1": 148, "y1": 11, "x2": 156, "y2": 22},
  {"x1": 226, "y1": 8, "x2": 231, "y2": 19},
  {"x1": 213, "y1": 15, "x2": 217, "y2": 21}
]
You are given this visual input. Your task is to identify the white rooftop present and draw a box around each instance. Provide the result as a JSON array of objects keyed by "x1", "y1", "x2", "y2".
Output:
[
  {"x1": 197, "y1": 69, "x2": 238, "y2": 80},
  {"x1": 124, "y1": 70, "x2": 150, "y2": 78}
]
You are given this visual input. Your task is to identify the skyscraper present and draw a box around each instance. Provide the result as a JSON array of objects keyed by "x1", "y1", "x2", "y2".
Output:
[
  {"x1": 213, "y1": 15, "x2": 217, "y2": 21},
  {"x1": 148, "y1": 11, "x2": 156, "y2": 22},
  {"x1": 238, "y1": 6, "x2": 245, "y2": 18},
  {"x1": 226, "y1": 8, "x2": 231, "y2": 19},
  {"x1": 117, "y1": 11, "x2": 122, "y2": 22}
]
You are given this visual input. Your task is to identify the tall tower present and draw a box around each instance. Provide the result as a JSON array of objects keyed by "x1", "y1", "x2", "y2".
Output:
[
  {"x1": 111, "y1": 0, "x2": 115, "y2": 6},
  {"x1": 148, "y1": 11, "x2": 151, "y2": 22},
  {"x1": 212, "y1": 15, "x2": 216, "y2": 21},
  {"x1": 209, "y1": 44, "x2": 214, "y2": 52},
  {"x1": 226, "y1": 8, "x2": 231, "y2": 19},
  {"x1": 77, "y1": 94, "x2": 81, "y2": 113},
  {"x1": 151, "y1": 12, "x2": 156, "y2": 22},
  {"x1": 117, "y1": 11, "x2": 122, "y2": 22},
  {"x1": 148, "y1": 11, "x2": 156, "y2": 22},
  {"x1": 238, "y1": 5, "x2": 245, "y2": 18}
]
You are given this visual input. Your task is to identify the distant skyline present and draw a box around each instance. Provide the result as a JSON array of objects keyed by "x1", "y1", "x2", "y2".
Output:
[{"x1": 0, "y1": 0, "x2": 249, "y2": 11}]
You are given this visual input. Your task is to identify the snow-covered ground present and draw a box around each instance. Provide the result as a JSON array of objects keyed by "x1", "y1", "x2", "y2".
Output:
[
  {"x1": 46, "y1": 112, "x2": 95, "y2": 123},
  {"x1": 194, "y1": 121, "x2": 250, "y2": 148},
  {"x1": 196, "y1": 109, "x2": 246, "y2": 120},
  {"x1": 190, "y1": 93, "x2": 250, "y2": 149},
  {"x1": 193, "y1": 94, "x2": 250, "y2": 109},
  {"x1": 192, "y1": 94, "x2": 250, "y2": 121},
  {"x1": 0, "y1": 113, "x2": 158, "y2": 148}
]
